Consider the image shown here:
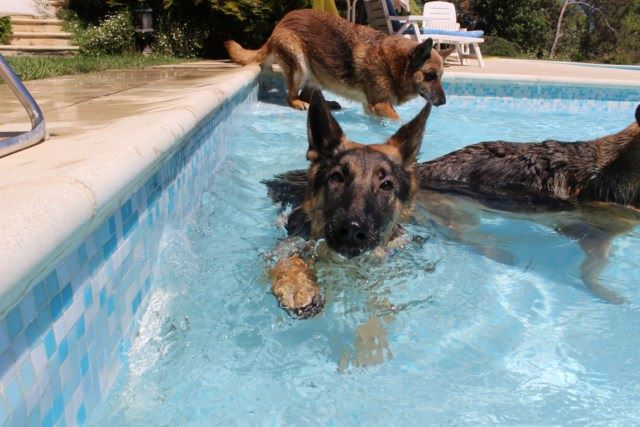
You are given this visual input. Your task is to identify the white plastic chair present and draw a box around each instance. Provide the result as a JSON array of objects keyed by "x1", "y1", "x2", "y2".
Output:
[
  {"x1": 364, "y1": 0, "x2": 485, "y2": 66},
  {"x1": 421, "y1": 1, "x2": 485, "y2": 66}
]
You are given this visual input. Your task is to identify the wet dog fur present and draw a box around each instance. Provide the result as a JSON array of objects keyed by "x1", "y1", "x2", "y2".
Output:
[
  {"x1": 266, "y1": 99, "x2": 640, "y2": 306},
  {"x1": 225, "y1": 9, "x2": 452, "y2": 120},
  {"x1": 266, "y1": 90, "x2": 430, "y2": 318},
  {"x1": 290, "y1": 90, "x2": 430, "y2": 257}
]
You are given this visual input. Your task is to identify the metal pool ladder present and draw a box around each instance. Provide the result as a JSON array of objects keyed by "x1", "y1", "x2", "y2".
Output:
[{"x1": 0, "y1": 53, "x2": 47, "y2": 158}]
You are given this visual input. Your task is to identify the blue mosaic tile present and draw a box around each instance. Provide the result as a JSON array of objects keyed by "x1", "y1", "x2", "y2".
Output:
[
  {"x1": 58, "y1": 339, "x2": 68, "y2": 363},
  {"x1": 52, "y1": 395, "x2": 64, "y2": 423},
  {"x1": 33, "y1": 282, "x2": 48, "y2": 310},
  {"x1": 44, "y1": 271, "x2": 59, "y2": 296},
  {"x1": 6, "y1": 306, "x2": 23, "y2": 341},
  {"x1": 75, "y1": 317, "x2": 85, "y2": 340},
  {"x1": 43, "y1": 330, "x2": 56, "y2": 359},
  {"x1": 0, "y1": 350, "x2": 15, "y2": 381},
  {"x1": 49, "y1": 295, "x2": 63, "y2": 322},
  {"x1": 78, "y1": 243, "x2": 88, "y2": 267},
  {"x1": 62, "y1": 285, "x2": 73, "y2": 310},
  {"x1": 122, "y1": 212, "x2": 139, "y2": 238},
  {"x1": 120, "y1": 199, "x2": 133, "y2": 221},
  {"x1": 24, "y1": 321, "x2": 40, "y2": 347},
  {"x1": 99, "y1": 288, "x2": 106, "y2": 308},
  {"x1": 18, "y1": 358, "x2": 36, "y2": 391},
  {"x1": 37, "y1": 309, "x2": 51, "y2": 333},
  {"x1": 107, "y1": 296, "x2": 115, "y2": 316},
  {"x1": 83, "y1": 287, "x2": 93, "y2": 309},
  {"x1": 4, "y1": 375, "x2": 22, "y2": 408},
  {"x1": 0, "y1": 323, "x2": 8, "y2": 354},
  {"x1": 102, "y1": 235, "x2": 118, "y2": 260}
]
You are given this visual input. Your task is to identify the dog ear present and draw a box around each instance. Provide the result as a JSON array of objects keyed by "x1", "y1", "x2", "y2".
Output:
[
  {"x1": 636, "y1": 104, "x2": 640, "y2": 126},
  {"x1": 437, "y1": 46, "x2": 456, "y2": 60},
  {"x1": 386, "y1": 102, "x2": 432, "y2": 165},
  {"x1": 307, "y1": 90, "x2": 346, "y2": 161},
  {"x1": 409, "y1": 38, "x2": 433, "y2": 69}
]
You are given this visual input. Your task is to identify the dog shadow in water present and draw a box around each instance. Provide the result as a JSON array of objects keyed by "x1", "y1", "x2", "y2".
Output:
[
  {"x1": 327, "y1": 192, "x2": 638, "y2": 370},
  {"x1": 413, "y1": 189, "x2": 640, "y2": 305}
]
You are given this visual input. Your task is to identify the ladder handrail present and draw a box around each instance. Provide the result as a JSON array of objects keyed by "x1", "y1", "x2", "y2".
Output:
[{"x1": 0, "y1": 53, "x2": 47, "y2": 158}]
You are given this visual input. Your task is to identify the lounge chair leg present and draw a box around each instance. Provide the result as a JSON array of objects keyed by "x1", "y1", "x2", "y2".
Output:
[
  {"x1": 472, "y1": 43, "x2": 485, "y2": 67},
  {"x1": 455, "y1": 42, "x2": 465, "y2": 66}
]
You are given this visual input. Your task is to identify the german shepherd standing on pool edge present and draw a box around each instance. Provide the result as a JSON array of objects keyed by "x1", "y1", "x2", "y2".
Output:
[
  {"x1": 224, "y1": 9, "x2": 452, "y2": 120},
  {"x1": 267, "y1": 93, "x2": 640, "y2": 317}
]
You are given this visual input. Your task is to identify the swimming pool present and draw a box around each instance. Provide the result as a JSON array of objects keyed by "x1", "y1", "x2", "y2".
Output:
[{"x1": 86, "y1": 89, "x2": 640, "y2": 424}]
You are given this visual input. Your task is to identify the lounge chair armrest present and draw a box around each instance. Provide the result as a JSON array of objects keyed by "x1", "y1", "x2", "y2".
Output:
[{"x1": 387, "y1": 15, "x2": 430, "y2": 22}]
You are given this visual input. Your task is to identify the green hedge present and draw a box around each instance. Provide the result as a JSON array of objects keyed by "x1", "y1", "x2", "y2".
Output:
[
  {"x1": 0, "y1": 16, "x2": 12, "y2": 45},
  {"x1": 482, "y1": 36, "x2": 524, "y2": 58}
]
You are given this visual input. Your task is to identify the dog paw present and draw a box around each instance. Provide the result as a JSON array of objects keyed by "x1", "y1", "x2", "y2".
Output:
[
  {"x1": 289, "y1": 99, "x2": 310, "y2": 110},
  {"x1": 291, "y1": 294, "x2": 325, "y2": 319}
]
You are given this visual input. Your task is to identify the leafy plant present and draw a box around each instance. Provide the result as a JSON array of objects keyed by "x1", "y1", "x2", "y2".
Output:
[
  {"x1": 0, "y1": 16, "x2": 12, "y2": 45},
  {"x1": 473, "y1": 0, "x2": 556, "y2": 57},
  {"x1": 79, "y1": 10, "x2": 136, "y2": 55},
  {"x1": 481, "y1": 35, "x2": 523, "y2": 57}
]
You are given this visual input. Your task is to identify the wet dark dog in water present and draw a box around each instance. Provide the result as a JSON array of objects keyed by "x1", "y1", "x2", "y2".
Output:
[{"x1": 266, "y1": 96, "x2": 640, "y2": 313}]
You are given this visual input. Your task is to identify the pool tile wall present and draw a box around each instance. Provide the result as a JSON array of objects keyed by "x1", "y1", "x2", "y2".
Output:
[
  {"x1": 0, "y1": 83, "x2": 257, "y2": 427},
  {"x1": 258, "y1": 72, "x2": 640, "y2": 113}
]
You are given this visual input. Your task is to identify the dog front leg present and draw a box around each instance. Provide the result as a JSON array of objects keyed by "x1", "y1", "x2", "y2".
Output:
[
  {"x1": 270, "y1": 255, "x2": 325, "y2": 318},
  {"x1": 364, "y1": 102, "x2": 400, "y2": 121}
]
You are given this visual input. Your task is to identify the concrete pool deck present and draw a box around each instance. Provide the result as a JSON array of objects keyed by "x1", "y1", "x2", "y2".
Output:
[{"x1": 0, "y1": 57, "x2": 639, "y2": 314}]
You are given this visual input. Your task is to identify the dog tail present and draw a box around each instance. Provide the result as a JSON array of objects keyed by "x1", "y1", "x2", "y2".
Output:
[
  {"x1": 262, "y1": 169, "x2": 308, "y2": 209},
  {"x1": 224, "y1": 40, "x2": 270, "y2": 66}
]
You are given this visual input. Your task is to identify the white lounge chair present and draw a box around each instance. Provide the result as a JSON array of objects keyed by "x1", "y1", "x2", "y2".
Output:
[
  {"x1": 421, "y1": 1, "x2": 485, "y2": 67},
  {"x1": 364, "y1": 0, "x2": 485, "y2": 67}
]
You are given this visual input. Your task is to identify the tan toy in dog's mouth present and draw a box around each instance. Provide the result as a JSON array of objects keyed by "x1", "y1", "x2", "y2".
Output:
[{"x1": 270, "y1": 255, "x2": 324, "y2": 319}]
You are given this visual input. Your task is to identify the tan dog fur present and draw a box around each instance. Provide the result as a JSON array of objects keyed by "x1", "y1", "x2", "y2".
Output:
[{"x1": 225, "y1": 9, "x2": 451, "y2": 120}]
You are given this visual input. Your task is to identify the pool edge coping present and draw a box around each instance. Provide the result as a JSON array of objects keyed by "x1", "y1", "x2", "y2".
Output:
[{"x1": 444, "y1": 71, "x2": 640, "y2": 88}]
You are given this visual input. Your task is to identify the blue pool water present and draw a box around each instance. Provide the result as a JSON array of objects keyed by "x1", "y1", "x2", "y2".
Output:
[{"x1": 92, "y1": 96, "x2": 640, "y2": 424}]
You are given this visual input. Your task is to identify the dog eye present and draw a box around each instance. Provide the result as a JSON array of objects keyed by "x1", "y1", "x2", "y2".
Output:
[
  {"x1": 380, "y1": 180, "x2": 394, "y2": 191},
  {"x1": 425, "y1": 72, "x2": 437, "y2": 82},
  {"x1": 329, "y1": 171, "x2": 344, "y2": 183}
]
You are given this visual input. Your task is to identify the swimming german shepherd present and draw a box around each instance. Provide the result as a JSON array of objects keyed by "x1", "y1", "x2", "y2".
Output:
[
  {"x1": 266, "y1": 92, "x2": 640, "y2": 316},
  {"x1": 225, "y1": 9, "x2": 452, "y2": 120}
]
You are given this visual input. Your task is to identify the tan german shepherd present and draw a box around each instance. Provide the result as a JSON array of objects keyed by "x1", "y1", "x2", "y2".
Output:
[
  {"x1": 267, "y1": 94, "x2": 640, "y2": 315},
  {"x1": 225, "y1": 9, "x2": 452, "y2": 120},
  {"x1": 268, "y1": 90, "x2": 431, "y2": 317}
]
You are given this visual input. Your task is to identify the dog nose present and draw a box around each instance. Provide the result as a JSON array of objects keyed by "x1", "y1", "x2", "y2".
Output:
[
  {"x1": 434, "y1": 94, "x2": 446, "y2": 106},
  {"x1": 338, "y1": 221, "x2": 368, "y2": 245}
]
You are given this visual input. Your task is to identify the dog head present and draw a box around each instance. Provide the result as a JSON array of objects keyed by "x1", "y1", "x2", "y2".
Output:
[
  {"x1": 302, "y1": 91, "x2": 431, "y2": 257},
  {"x1": 406, "y1": 39, "x2": 454, "y2": 107}
]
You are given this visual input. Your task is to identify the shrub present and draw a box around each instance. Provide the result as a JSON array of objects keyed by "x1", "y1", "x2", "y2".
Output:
[
  {"x1": 152, "y1": 24, "x2": 207, "y2": 58},
  {"x1": 481, "y1": 35, "x2": 523, "y2": 58},
  {"x1": 473, "y1": 0, "x2": 555, "y2": 57},
  {"x1": 0, "y1": 16, "x2": 12, "y2": 45},
  {"x1": 79, "y1": 10, "x2": 136, "y2": 55}
]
